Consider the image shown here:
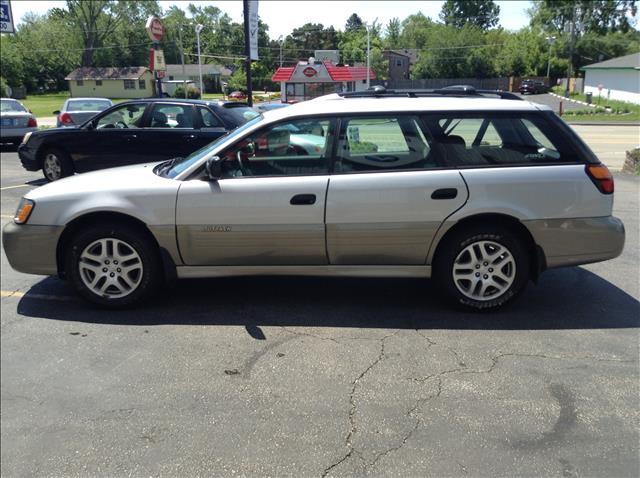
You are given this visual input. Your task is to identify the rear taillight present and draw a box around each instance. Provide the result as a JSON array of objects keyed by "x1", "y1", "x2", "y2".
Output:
[
  {"x1": 27, "y1": 117, "x2": 37, "y2": 127},
  {"x1": 60, "y1": 112, "x2": 73, "y2": 124},
  {"x1": 586, "y1": 164, "x2": 614, "y2": 194}
]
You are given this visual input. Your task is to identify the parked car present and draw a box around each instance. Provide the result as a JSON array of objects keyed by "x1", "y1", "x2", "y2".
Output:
[
  {"x1": 519, "y1": 79, "x2": 548, "y2": 95},
  {"x1": 54, "y1": 97, "x2": 113, "y2": 127},
  {"x1": 229, "y1": 91, "x2": 248, "y2": 100},
  {"x1": 3, "y1": 86, "x2": 625, "y2": 310},
  {"x1": 18, "y1": 98, "x2": 259, "y2": 181},
  {"x1": 1, "y1": 98, "x2": 37, "y2": 144}
]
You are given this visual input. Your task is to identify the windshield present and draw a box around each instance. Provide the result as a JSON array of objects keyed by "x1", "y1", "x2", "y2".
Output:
[
  {"x1": 216, "y1": 104, "x2": 260, "y2": 127},
  {"x1": 163, "y1": 114, "x2": 263, "y2": 178},
  {"x1": 0, "y1": 99, "x2": 27, "y2": 113},
  {"x1": 67, "y1": 100, "x2": 112, "y2": 112}
]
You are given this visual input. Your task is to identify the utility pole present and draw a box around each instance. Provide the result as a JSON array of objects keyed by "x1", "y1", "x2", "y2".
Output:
[
  {"x1": 195, "y1": 24, "x2": 204, "y2": 97},
  {"x1": 278, "y1": 35, "x2": 284, "y2": 67},
  {"x1": 177, "y1": 25, "x2": 187, "y2": 98},
  {"x1": 545, "y1": 36, "x2": 556, "y2": 80},
  {"x1": 243, "y1": 0, "x2": 253, "y2": 106},
  {"x1": 365, "y1": 18, "x2": 377, "y2": 89}
]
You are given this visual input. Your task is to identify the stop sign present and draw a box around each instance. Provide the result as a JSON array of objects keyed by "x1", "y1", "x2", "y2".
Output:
[{"x1": 146, "y1": 16, "x2": 164, "y2": 42}]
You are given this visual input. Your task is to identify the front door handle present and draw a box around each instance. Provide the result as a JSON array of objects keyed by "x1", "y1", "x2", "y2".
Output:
[
  {"x1": 124, "y1": 134, "x2": 138, "y2": 140},
  {"x1": 290, "y1": 194, "x2": 316, "y2": 205},
  {"x1": 182, "y1": 134, "x2": 197, "y2": 140},
  {"x1": 431, "y1": 188, "x2": 458, "y2": 200}
]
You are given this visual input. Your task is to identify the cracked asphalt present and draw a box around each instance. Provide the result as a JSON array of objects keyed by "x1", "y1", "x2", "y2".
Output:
[{"x1": 1, "y1": 145, "x2": 639, "y2": 477}]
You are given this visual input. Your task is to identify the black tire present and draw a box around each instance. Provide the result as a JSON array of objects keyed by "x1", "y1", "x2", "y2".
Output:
[
  {"x1": 65, "y1": 223, "x2": 162, "y2": 308},
  {"x1": 434, "y1": 226, "x2": 530, "y2": 311},
  {"x1": 42, "y1": 147, "x2": 74, "y2": 182}
]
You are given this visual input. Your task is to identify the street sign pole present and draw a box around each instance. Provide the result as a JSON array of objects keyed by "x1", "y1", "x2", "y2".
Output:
[{"x1": 243, "y1": 0, "x2": 253, "y2": 106}]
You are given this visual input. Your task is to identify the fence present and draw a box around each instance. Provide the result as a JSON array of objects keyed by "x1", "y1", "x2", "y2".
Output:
[{"x1": 373, "y1": 77, "x2": 510, "y2": 91}]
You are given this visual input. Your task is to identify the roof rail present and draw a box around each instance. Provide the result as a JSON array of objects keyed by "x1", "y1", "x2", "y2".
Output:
[{"x1": 338, "y1": 85, "x2": 523, "y2": 101}]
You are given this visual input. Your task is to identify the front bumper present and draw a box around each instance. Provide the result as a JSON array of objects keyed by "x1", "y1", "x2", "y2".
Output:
[
  {"x1": 525, "y1": 216, "x2": 625, "y2": 269},
  {"x1": 17, "y1": 143, "x2": 40, "y2": 171},
  {"x1": 2, "y1": 222, "x2": 64, "y2": 276}
]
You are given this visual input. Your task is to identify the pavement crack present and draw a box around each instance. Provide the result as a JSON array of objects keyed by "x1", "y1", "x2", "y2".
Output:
[
  {"x1": 322, "y1": 331, "x2": 398, "y2": 477},
  {"x1": 367, "y1": 378, "x2": 444, "y2": 472}
]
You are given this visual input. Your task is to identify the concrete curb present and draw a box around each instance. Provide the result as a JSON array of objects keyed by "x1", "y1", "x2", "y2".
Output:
[
  {"x1": 568, "y1": 121, "x2": 640, "y2": 126},
  {"x1": 549, "y1": 91, "x2": 598, "y2": 108}
]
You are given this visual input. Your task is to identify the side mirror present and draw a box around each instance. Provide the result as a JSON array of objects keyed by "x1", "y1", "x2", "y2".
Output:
[
  {"x1": 205, "y1": 155, "x2": 223, "y2": 180},
  {"x1": 53, "y1": 110, "x2": 60, "y2": 115}
]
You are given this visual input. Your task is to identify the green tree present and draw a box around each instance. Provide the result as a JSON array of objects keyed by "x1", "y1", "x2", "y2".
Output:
[
  {"x1": 440, "y1": 0, "x2": 501, "y2": 30},
  {"x1": 345, "y1": 13, "x2": 364, "y2": 33},
  {"x1": 385, "y1": 18, "x2": 401, "y2": 49},
  {"x1": 399, "y1": 12, "x2": 435, "y2": 50},
  {"x1": 285, "y1": 23, "x2": 339, "y2": 63},
  {"x1": 528, "y1": 0, "x2": 638, "y2": 34}
]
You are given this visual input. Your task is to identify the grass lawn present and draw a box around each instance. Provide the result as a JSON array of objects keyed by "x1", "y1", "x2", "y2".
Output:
[
  {"x1": 551, "y1": 86, "x2": 640, "y2": 122},
  {"x1": 22, "y1": 93, "x2": 129, "y2": 118}
]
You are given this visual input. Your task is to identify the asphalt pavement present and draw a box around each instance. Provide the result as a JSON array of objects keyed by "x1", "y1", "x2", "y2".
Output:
[{"x1": 1, "y1": 145, "x2": 639, "y2": 477}]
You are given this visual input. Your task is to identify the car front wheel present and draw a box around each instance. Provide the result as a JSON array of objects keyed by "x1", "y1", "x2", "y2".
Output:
[
  {"x1": 66, "y1": 223, "x2": 161, "y2": 308},
  {"x1": 435, "y1": 226, "x2": 529, "y2": 310},
  {"x1": 42, "y1": 148, "x2": 73, "y2": 181}
]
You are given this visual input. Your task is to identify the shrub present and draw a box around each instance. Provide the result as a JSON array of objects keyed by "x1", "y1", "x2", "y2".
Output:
[
  {"x1": 623, "y1": 148, "x2": 640, "y2": 175},
  {"x1": 173, "y1": 85, "x2": 201, "y2": 99}
]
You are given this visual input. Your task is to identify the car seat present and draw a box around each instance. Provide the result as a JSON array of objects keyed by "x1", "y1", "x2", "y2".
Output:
[{"x1": 151, "y1": 111, "x2": 169, "y2": 128}]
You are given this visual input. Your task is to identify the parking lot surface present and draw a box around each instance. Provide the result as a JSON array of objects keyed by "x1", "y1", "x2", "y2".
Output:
[{"x1": 1, "y1": 144, "x2": 639, "y2": 477}]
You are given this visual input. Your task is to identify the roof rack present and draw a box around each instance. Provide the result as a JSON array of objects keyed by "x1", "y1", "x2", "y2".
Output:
[{"x1": 338, "y1": 85, "x2": 523, "y2": 101}]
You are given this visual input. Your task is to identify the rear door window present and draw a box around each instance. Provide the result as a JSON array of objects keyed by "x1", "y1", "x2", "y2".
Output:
[{"x1": 335, "y1": 116, "x2": 434, "y2": 172}]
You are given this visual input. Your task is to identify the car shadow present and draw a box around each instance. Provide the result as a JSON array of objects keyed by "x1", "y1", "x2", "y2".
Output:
[
  {"x1": 0, "y1": 143, "x2": 19, "y2": 152},
  {"x1": 16, "y1": 267, "x2": 640, "y2": 330}
]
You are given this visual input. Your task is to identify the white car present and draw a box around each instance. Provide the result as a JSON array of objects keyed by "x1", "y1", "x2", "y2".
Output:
[
  {"x1": 1, "y1": 98, "x2": 37, "y2": 144},
  {"x1": 3, "y1": 87, "x2": 625, "y2": 310},
  {"x1": 54, "y1": 97, "x2": 113, "y2": 127}
]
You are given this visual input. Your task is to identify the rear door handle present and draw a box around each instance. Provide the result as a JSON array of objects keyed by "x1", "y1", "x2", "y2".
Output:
[
  {"x1": 290, "y1": 194, "x2": 316, "y2": 205},
  {"x1": 182, "y1": 134, "x2": 197, "y2": 140},
  {"x1": 124, "y1": 134, "x2": 137, "y2": 140},
  {"x1": 431, "y1": 188, "x2": 458, "y2": 200}
]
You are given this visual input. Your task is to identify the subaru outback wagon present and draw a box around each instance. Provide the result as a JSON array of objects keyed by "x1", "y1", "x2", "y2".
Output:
[{"x1": 3, "y1": 87, "x2": 625, "y2": 310}]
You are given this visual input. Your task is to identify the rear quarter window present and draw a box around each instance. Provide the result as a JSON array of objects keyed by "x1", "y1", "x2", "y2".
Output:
[{"x1": 421, "y1": 112, "x2": 582, "y2": 167}]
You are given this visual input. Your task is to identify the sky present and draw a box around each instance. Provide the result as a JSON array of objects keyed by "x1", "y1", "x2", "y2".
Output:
[{"x1": 9, "y1": 0, "x2": 533, "y2": 38}]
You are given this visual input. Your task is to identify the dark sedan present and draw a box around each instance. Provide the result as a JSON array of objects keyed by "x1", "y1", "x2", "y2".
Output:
[
  {"x1": 519, "y1": 79, "x2": 548, "y2": 95},
  {"x1": 19, "y1": 98, "x2": 259, "y2": 181}
]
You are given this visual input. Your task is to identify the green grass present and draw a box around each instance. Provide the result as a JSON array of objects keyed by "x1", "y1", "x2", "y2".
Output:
[
  {"x1": 22, "y1": 93, "x2": 130, "y2": 118},
  {"x1": 551, "y1": 86, "x2": 640, "y2": 122}
]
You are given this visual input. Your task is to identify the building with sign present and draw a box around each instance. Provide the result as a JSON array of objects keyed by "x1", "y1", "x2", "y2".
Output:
[
  {"x1": 65, "y1": 67, "x2": 155, "y2": 98},
  {"x1": 272, "y1": 55, "x2": 376, "y2": 103},
  {"x1": 581, "y1": 53, "x2": 640, "y2": 104}
]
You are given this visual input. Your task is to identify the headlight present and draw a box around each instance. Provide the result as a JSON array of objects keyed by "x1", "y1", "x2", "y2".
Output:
[
  {"x1": 22, "y1": 132, "x2": 33, "y2": 144},
  {"x1": 14, "y1": 198, "x2": 35, "y2": 224}
]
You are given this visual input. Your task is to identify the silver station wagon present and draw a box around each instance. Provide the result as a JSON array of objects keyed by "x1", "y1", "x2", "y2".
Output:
[{"x1": 3, "y1": 87, "x2": 625, "y2": 310}]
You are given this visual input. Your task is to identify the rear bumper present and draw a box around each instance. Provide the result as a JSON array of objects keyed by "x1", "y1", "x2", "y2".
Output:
[
  {"x1": 525, "y1": 216, "x2": 625, "y2": 269},
  {"x1": 17, "y1": 143, "x2": 40, "y2": 171},
  {"x1": 2, "y1": 222, "x2": 63, "y2": 276},
  {"x1": 0, "y1": 126, "x2": 37, "y2": 142}
]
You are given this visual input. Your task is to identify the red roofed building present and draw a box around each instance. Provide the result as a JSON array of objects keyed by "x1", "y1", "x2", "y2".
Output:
[{"x1": 271, "y1": 56, "x2": 376, "y2": 103}]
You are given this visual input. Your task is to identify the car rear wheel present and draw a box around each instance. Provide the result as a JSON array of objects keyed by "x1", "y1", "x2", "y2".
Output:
[
  {"x1": 66, "y1": 223, "x2": 161, "y2": 308},
  {"x1": 435, "y1": 226, "x2": 529, "y2": 310},
  {"x1": 42, "y1": 148, "x2": 73, "y2": 181}
]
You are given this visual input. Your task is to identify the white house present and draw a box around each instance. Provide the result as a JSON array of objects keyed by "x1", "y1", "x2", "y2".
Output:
[{"x1": 581, "y1": 53, "x2": 640, "y2": 104}]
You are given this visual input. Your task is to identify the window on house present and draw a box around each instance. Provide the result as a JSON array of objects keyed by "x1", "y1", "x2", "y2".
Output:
[
  {"x1": 95, "y1": 80, "x2": 102, "y2": 86},
  {"x1": 139, "y1": 80, "x2": 146, "y2": 89},
  {"x1": 76, "y1": 80, "x2": 84, "y2": 86},
  {"x1": 124, "y1": 80, "x2": 136, "y2": 89},
  {"x1": 396, "y1": 59, "x2": 403, "y2": 67}
]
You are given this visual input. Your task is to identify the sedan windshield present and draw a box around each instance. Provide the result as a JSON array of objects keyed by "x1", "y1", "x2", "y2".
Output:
[
  {"x1": 0, "y1": 99, "x2": 27, "y2": 113},
  {"x1": 67, "y1": 100, "x2": 112, "y2": 112},
  {"x1": 217, "y1": 104, "x2": 260, "y2": 127},
  {"x1": 163, "y1": 114, "x2": 263, "y2": 178}
]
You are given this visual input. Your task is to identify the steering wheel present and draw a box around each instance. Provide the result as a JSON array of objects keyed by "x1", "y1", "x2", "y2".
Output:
[
  {"x1": 236, "y1": 151, "x2": 248, "y2": 176},
  {"x1": 115, "y1": 121, "x2": 128, "y2": 129}
]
